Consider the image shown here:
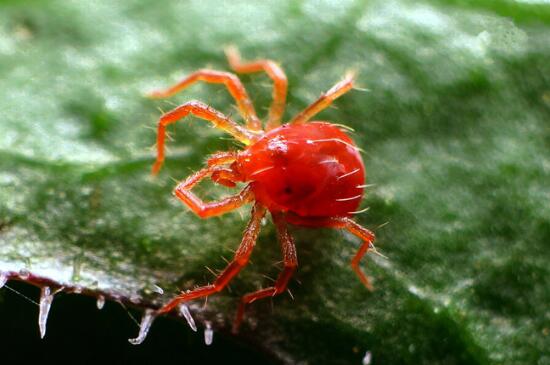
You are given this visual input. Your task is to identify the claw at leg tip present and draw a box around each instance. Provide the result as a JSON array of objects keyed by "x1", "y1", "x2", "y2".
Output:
[
  {"x1": 146, "y1": 90, "x2": 164, "y2": 99},
  {"x1": 363, "y1": 278, "x2": 374, "y2": 292},
  {"x1": 151, "y1": 162, "x2": 162, "y2": 176}
]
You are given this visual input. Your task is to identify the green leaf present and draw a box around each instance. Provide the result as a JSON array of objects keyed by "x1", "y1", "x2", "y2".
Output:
[{"x1": 1, "y1": 0, "x2": 549, "y2": 364}]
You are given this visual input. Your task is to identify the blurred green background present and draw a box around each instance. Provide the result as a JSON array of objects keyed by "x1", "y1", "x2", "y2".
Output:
[{"x1": 0, "y1": 0, "x2": 549, "y2": 364}]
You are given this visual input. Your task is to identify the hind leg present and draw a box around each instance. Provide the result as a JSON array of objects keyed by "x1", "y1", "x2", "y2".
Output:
[
  {"x1": 148, "y1": 69, "x2": 262, "y2": 131},
  {"x1": 225, "y1": 46, "x2": 288, "y2": 130},
  {"x1": 285, "y1": 214, "x2": 376, "y2": 291},
  {"x1": 233, "y1": 212, "x2": 298, "y2": 333},
  {"x1": 157, "y1": 203, "x2": 266, "y2": 315}
]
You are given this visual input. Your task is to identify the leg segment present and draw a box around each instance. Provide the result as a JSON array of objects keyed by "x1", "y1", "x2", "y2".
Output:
[
  {"x1": 225, "y1": 46, "x2": 288, "y2": 130},
  {"x1": 206, "y1": 151, "x2": 237, "y2": 166},
  {"x1": 157, "y1": 203, "x2": 267, "y2": 315},
  {"x1": 148, "y1": 69, "x2": 262, "y2": 131},
  {"x1": 233, "y1": 212, "x2": 298, "y2": 333},
  {"x1": 285, "y1": 214, "x2": 375, "y2": 290},
  {"x1": 206, "y1": 152, "x2": 240, "y2": 187},
  {"x1": 290, "y1": 71, "x2": 355, "y2": 124},
  {"x1": 151, "y1": 100, "x2": 257, "y2": 174},
  {"x1": 210, "y1": 167, "x2": 239, "y2": 188},
  {"x1": 173, "y1": 165, "x2": 253, "y2": 218},
  {"x1": 342, "y1": 218, "x2": 376, "y2": 291}
]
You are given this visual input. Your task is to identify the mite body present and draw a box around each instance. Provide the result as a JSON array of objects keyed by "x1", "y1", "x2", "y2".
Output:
[
  {"x1": 236, "y1": 122, "x2": 365, "y2": 217},
  {"x1": 149, "y1": 47, "x2": 376, "y2": 332}
]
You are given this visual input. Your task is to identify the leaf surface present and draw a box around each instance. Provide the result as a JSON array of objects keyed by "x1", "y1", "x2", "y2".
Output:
[{"x1": 1, "y1": 1, "x2": 549, "y2": 364}]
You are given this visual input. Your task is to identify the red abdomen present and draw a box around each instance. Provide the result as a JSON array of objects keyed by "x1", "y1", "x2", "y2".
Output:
[{"x1": 236, "y1": 122, "x2": 365, "y2": 217}]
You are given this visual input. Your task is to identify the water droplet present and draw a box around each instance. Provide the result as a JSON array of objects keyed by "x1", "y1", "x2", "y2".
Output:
[
  {"x1": 362, "y1": 351, "x2": 372, "y2": 365},
  {"x1": 38, "y1": 286, "x2": 55, "y2": 339},
  {"x1": 152, "y1": 284, "x2": 164, "y2": 295},
  {"x1": 204, "y1": 321, "x2": 213, "y2": 346},
  {"x1": 178, "y1": 304, "x2": 197, "y2": 332},
  {"x1": 19, "y1": 269, "x2": 30, "y2": 280},
  {"x1": 0, "y1": 272, "x2": 7, "y2": 288},
  {"x1": 128, "y1": 309, "x2": 157, "y2": 345},
  {"x1": 96, "y1": 295, "x2": 105, "y2": 310}
]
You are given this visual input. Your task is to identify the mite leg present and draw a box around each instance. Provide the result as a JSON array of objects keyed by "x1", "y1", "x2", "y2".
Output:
[
  {"x1": 148, "y1": 69, "x2": 261, "y2": 131},
  {"x1": 342, "y1": 218, "x2": 376, "y2": 291},
  {"x1": 206, "y1": 151, "x2": 237, "y2": 167},
  {"x1": 206, "y1": 151, "x2": 239, "y2": 187},
  {"x1": 152, "y1": 100, "x2": 257, "y2": 174},
  {"x1": 233, "y1": 212, "x2": 298, "y2": 333},
  {"x1": 174, "y1": 166, "x2": 253, "y2": 218},
  {"x1": 225, "y1": 46, "x2": 288, "y2": 130},
  {"x1": 290, "y1": 71, "x2": 355, "y2": 124},
  {"x1": 157, "y1": 203, "x2": 267, "y2": 315},
  {"x1": 210, "y1": 167, "x2": 239, "y2": 188},
  {"x1": 285, "y1": 214, "x2": 375, "y2": 290}
]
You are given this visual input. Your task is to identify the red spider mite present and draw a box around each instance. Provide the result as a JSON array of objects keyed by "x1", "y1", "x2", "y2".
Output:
[{"x1": 149, "y1": 46, "x2": 376, "y2": 333}]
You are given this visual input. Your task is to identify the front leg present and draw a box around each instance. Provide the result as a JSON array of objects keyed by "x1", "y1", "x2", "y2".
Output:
[
  {"x1": 173, "y1": 165, "x2": 253, "y2": 218},
  {"x1": 151, "y1": 100, "x2": 257, "y2": 175},
  {"x1": 157, "y1": 203, "x2": 266, "y2": 315}
]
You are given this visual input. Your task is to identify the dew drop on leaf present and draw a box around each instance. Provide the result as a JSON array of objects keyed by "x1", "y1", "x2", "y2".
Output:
[
  {"x1": 362, "y1": 351, "x2": 372, "y2": 365},
  {"x1": 178, "y1": 303, "x2": 197, "y2": 332},
  {"x1": 38, "y1": 286, "x2": 55, "y2": 339},
  {"x1": 0, "y1": 272, "x2": 7, "y2": 288},
  {"x1": 96, "y1": 295, "x2": 105, "y2": 310},
  {"x1": 128, "y1": 309, "x2": 157, "y2": 345},
  {"x1": 204, "y1": 321, "x2": 213, "y2": 346},
  {"x1": 152, "y1": 284, "x2": 164, "y2": 295}
]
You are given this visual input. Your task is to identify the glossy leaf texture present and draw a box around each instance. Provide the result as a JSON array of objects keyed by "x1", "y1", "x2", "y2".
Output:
[{"x1": 1, "y1": 1, "x2": 549, "y2": 364}]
